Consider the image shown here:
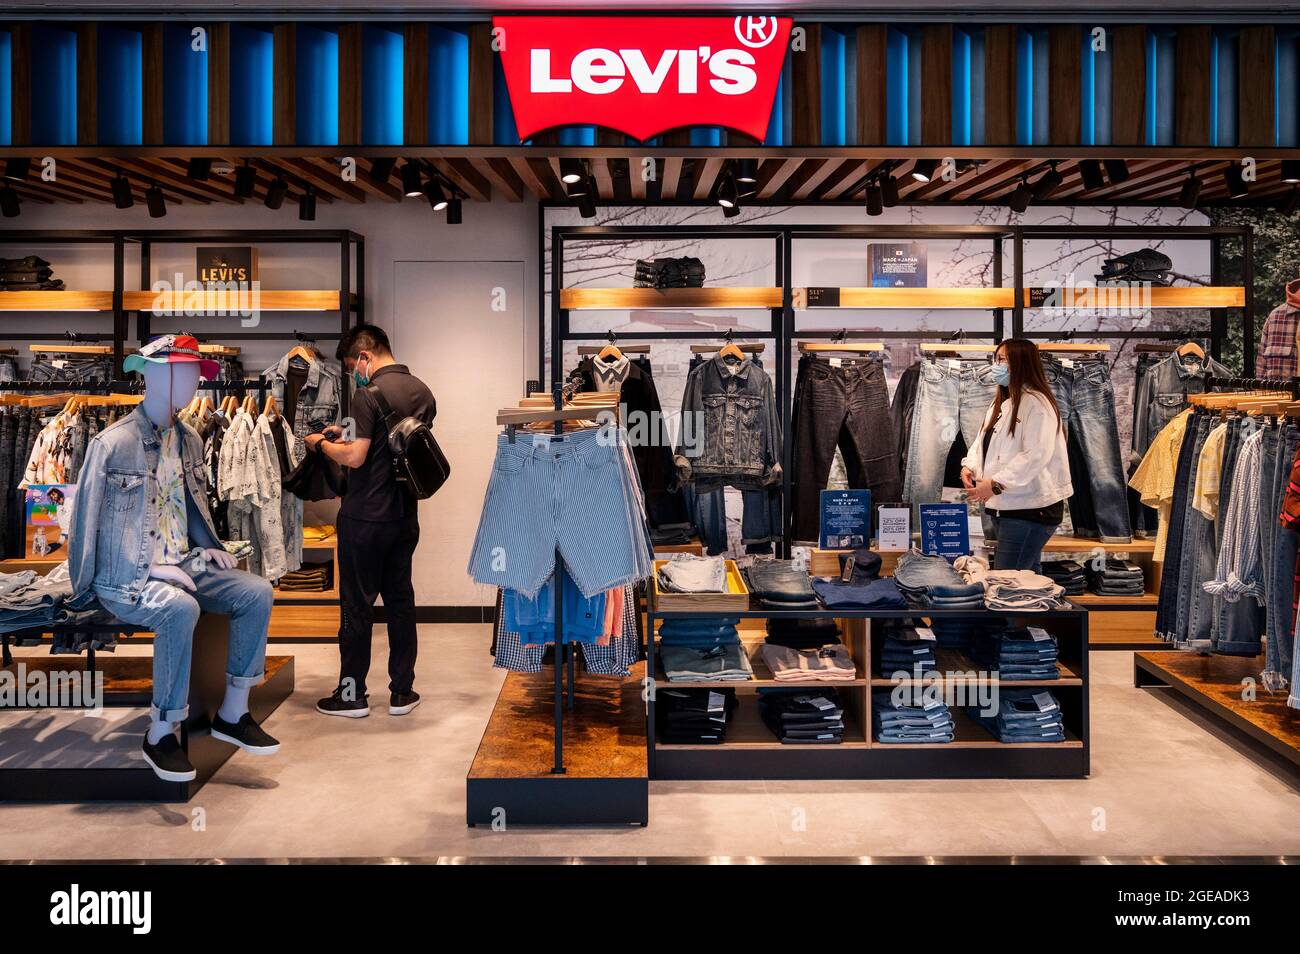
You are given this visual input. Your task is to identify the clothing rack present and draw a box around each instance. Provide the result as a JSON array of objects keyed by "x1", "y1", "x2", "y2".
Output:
[{"x1": 1205, "y1": 375, "x2": 1300, "y2": 399}]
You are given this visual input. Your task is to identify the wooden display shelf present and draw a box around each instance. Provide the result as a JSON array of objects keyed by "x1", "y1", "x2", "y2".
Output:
[
  {"x1": 1069, "y1": 592, "x2": 1158, "y2": 606},
  {"x1": 1027, "y1": 285, "x2": 1246, "y2": 309},
  {"x1": 0, "y1": 291, "x2": 115, "y2": 311},
  {"x1": 1039, "y1": 535, "x2": 1155, "y2": 554},
  {"x1": 654, "y1": 636, "x2": 867, "y2": 688},
  {"x1": 876, "y1": 707, "x2": 1084, "y2": 749},
  {"x1": 871, "y1": 648, "x2": 1083, "y2": 687},
  {"x1": 794, "y1": 286, "x2": 1011, "y2": 309},
  {"x1": 657, "y1": 696, "x2": 869, "y2": 750},
  {"x1": 559, "y1": 286, "x2": 781, "y2": 310},
  {"x1": 123, "y1": 289, "x2": 353, "y2": 313}
]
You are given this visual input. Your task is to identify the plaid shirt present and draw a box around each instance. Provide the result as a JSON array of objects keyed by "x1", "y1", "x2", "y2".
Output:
[
  {"x1": 1280, "y1": 441, "x2": 1300, "y2": 531},
  {"x1": 1259, "y1": 281, "x2": 1300, "y2": 378}
]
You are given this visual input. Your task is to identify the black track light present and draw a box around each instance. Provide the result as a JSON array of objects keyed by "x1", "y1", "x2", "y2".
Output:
[
  {"x1": 735, "y1": 158, "x2": 759, "y2": 184},
  {"x1": 1077, "y1": 160, "x2": 1106, "y2": 191},
  {"x1": 424, "y1": 178, "x2": 449, "y2": 211},
  {"x1": 0, "y1": 185, "x2": 19, "y2": 218},
  {"x1": 1223, "y1": 164, "x2": 1249, "y2": 199},
  {"x1": 298, "y1": 188, "x2": 317, "y2": 221},
  {"x1": 1280, "y1": 187, "x2": 1300, "y2": 216},
  {"x1": 186, "y1": 157, "x2": 212, "y2": 182},
  {"x1": 233, "y1": 162, "x2": 257, "y2": 199},
  {"x1": 559, "y1": 158, "x2": 585, "y2": 184},
  {"x1": 1103, "y1": 159, "x2": 1130, "y2": 185},
  {"x1": 1008, "y1": 177, "x2": 1033, "y2": 213},
  {"x1": 578, "y1": 187, "x2": 597, "y2": 219},
  {"x1": 1282, "y1": 160, "x2": 1300, "y2": 184},
  {"x1": 264, "y1": 177, "x2": 288, "y2": 210},
  {"x1": 446, "y1": 197, "x2": 462, "y2": 225},
  {"x1": 111, "y1": 173, "x2": 134, "y2": 210},
  {"x1": 880, "y1": 175, "x2": 900, "y2": 207},
  {"x1": 401, "y1": 162, "x2": 424, "y2": 197},
  {"x1": 717, "y1": 173, "x2": 739, "y2": 209},
  {"x1": 565, "y1": 174, "x2": 590, "y2": 198},
  {"x1": 1178, "y1": 172, "x2": 1202, "y2": 209},
  {"x1": 3, "y1": 158, "x2": 30, "y2": 181},
  {"x1": 145, "y1": 181, "x2": 167, "y2": 218},
  {"x1": 367, "y1": 157, "x2": 397, "y2": 185},
  {"x1": 1032, "y1": 163, "x2": 1063, "y2": 200},
  {"x1": 864, "y1": 182, "x2": 884, "y2": 217},
  {"x1": 910, "y1": 158, "x2": 938, "y2": 183},
  {"x1": 722, "y1": 202, "x2": 740, "y2": 219}
]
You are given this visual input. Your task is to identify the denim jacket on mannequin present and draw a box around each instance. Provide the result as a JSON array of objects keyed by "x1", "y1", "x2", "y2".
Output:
[
  {"x1": 67, "y1": 408, "x2": 222, "y2": 605},
  {"x1": 674, "y1": 355, "x2": 783, "y2": 489}
]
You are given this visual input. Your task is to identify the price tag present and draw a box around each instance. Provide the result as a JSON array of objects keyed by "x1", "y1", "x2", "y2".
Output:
[
  {"x1": 1032, "y1": 691, "x2": 1059, "y2": 713},
  {"x1": 810, "y1": 696, "x2": 835, "y2": 711},
  {"x1": 1028, "y1": 626, "x2": 1051, "y2": 642},
  {"x1": 829, "y1": 357, "x2": 842, "y2": 368},
  {"x1": 707, "y1": 691, "x2": 724, "y2": 712},
  {"x1": 915, "y1": 627, "x2": 937, "y2": 642},
  {"x1": 948, "y1": 359, "x2": 962, "y2": 370},
  {"x1": 1061, "y1": 358, "x2": 1074, "y2": 369}
]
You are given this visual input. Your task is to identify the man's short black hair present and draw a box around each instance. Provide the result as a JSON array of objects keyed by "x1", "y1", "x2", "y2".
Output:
[{"x1": 336, "y1": 324, "x2": 392, "y2": 363}]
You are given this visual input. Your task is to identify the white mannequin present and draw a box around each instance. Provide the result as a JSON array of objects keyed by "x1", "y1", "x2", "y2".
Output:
[{"x1": 138, "y1": 361, "x2": 248, "y2": 742}]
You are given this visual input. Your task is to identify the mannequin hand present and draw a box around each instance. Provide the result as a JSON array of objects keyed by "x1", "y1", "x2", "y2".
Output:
[
  {"x1": 148, "y1": 564, "x2": 197, "y2": 592},
  {"x1": 969, "y1": 479, "x2": 997, "y2": 503},
  {"x1": 960, "y1": 467, "x2": 976, "y2": 490},
  {"x1": 203, "y1": 547, "x2": 238, "y2": 571}
]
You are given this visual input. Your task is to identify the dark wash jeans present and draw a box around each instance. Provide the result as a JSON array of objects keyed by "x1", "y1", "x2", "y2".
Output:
[
  {"x1": 989, "y1": 513, "x2": 1059, "y2": 573},
  {"x1": 790, "y1": 354, "x2": 900, "y2": 542},
  {"x1": 1155, "y1": 409, "x2": 1205, "y2": 639},
  {"x1": 338, "y1": 513, "x2": 420, "y2": 696}
]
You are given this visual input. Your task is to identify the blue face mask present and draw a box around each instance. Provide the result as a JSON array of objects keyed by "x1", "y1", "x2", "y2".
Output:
[
  {"x1": 352, "y1": 356, "x2": 370, "y2": 388},
  {"x1": 991, "y1": 363, "x2": 1011, "y2": 388}
]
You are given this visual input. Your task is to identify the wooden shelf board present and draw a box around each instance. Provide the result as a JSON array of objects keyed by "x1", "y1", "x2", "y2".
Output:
[
  {"x1": 1069, "y1": 592, "x2": 1158, "y2": 606},
  {"x1": 0, "y1": 291, "x2": 115, "y2": 311},
  {"x1": 123, "y1": 289, "x2": 347, "y2": 313},
  {"x1": 559, "y1": 286, "x2": 782, "y2": 310},
  {"x1": 1038, "y1": 535, "x2": 1155, "y2": 553},
  {"x1": 1028, "y1": 285, "x2": 1245, "y2": 309},
  {"x1": 796, "y1": 287, "x2": 1012, "y2": 309},
  {"x1": 790, "y1": 285, "x2": 1244, "y2": 312}
]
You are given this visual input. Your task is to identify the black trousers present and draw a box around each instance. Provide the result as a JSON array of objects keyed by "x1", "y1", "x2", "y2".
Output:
[{"x1": 337, "y1": 513, "x2": 420, "y2": 696}]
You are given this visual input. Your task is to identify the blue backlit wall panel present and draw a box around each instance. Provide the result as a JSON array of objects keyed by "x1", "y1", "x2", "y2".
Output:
[
  {"x1": 362, "y1": 25, "x2": 402, "y2": 145},
  {"x1": 30, "y1": 25, "x2": 76, "y2": 144},
  {"x1": 163, "y1": 24, "x2": 206, "y2": 145},
  {"x1": 229, "y1": 25, "x2": 273, "y2": 145},
  {"x1": 296, "y1": 25, "x2": 338, "y2": 145}
]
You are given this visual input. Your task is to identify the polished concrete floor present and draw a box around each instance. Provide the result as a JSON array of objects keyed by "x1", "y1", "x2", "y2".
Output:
[{"x1": 1, "y1": 624, "x2": 1298, "y2": 860}]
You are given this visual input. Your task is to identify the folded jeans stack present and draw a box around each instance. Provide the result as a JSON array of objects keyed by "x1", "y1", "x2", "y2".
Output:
[
  {"x1": 657, "y1": 555, "x2": 727, "y2": 593},
  {"x1": 275, "y1": 563, "x2": 333, "y2": 592},
  {"x1": 893, "y1": 550, "x2": 985, "y2": 609},
  {"x1": 662, "y1": 642, "x2": 754, "y2": 682},
  {"x1": 757, "y1": 688, "x2": 846, "y2": 743},
  {"x1": 928, "y1": 616, "x2": 1006, "y2": 650},
  {"x1": 657, "y1": 615, "x2": 741, "y2": 649},
  {"x1": 0, "y1": 255, "x2": 63, "y2": 291},
  {"x1": 878, "y1": 626, "x2": 938, "y2": 676},
  {"x1": 760, "y1": 643, "x2": 856, "y2": 681},
  {"x1": 1042, "y1": 560, "x2": 1087, "y2": 596},
  {"x1": 971, "y1": 689, "x2": 1067, "y2": 742},
  {"x1": 744, "y1": 559, "x2": 818, "y2": 609},
  {"x1": 811, "y1": 576, "x2": 907, "y2": 609},
  {"x1": 872, "y1": 690, "x2": 955, "y2": 743},
  {"x1": 1085, "y1": 558, "x2": 1145, "y2": 596},
  {"x1": 971, "y1": 625, "x2": 1060, "y2": 680},
  {"x1": 657, "y1": 687, "x2": 737, "y2": 744},
  {"x1": 979, "y1": 570, "x2": 1068, "y2": 611},
  {"x1": 764, "y1": 617, "x2": 841, "y2": 650}
]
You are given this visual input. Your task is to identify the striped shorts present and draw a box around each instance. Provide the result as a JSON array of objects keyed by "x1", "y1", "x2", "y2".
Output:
[{"x1": 467, "y1": 426, "x2": 654, "y2": 598}]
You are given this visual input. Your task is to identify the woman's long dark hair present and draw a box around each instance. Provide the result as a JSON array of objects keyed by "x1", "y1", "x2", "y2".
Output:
[{"x1": 990, "y1": 338, "x2": 1062, "y2": 437}]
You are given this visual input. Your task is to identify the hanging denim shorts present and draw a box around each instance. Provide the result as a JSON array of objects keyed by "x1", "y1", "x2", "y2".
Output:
[{"x1": 467, "y1": 425, "x2": 653, "y2": 599}]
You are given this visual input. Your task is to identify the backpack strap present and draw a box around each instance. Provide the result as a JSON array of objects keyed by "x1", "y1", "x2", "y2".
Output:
[{"x1": 363, "y1": 383, "x2": 397, "y2": 432}]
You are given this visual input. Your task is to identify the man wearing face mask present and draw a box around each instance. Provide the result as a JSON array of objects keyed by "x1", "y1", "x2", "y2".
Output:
[{"x1": 304, "y1": 325, "x2": 436, "y2": 718}]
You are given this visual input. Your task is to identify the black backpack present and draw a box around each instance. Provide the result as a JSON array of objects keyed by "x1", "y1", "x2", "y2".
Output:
[{"x1": 364, "y1": 383, "x2": 450, "y2": 499}]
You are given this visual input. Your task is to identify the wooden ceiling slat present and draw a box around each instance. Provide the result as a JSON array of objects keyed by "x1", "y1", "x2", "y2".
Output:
[
  {"x1": 692, "y1": 157, "x2": 726, "y2": 201},
  {"x1": 790, "y1": 158, "x2": 842, "y2": 200},
  {"x1": 777, "y1": 158, "x2": 829, "y2": 200},
  {"x1": 472, "y1": 158, "x2": 524, "y2": 202},
  {"x1": 434, "y1": 158, "x2": 491, "y2": 202},
  {"x1": 756, "y1": 158, "x2": 802, "y2": 199},
  {"x1": 527, "y1": 157, "x2": 564, "y2": 201},
  {"x1": 344, "y1": 158, "x2": 403, "y2": 202},
  {"x1": 281, "y1": 157, "x2": 368, "y2": 202},
  {"x1": 508, "y1": 157, "x2": 555, "y2": 201},
  {"x1": 75, "y1": 158, "x2": 215, "y2": 204},
  {"x1": 660, "y1": 158, "x2": 684, "y2": 200},
  {"x1": 816, "y1": 160, "x2": 870, "y2": 200},
  {"x1": 6, "y1": 183, "x2": 60, "y2": 204},
  {"x1": 591, "y1": 158, "x2": 616, "y2": 201},
  {"x1": 9, "y1": 176, "x2": 92, "y2": 204},
  {"x1": 630, "y1": 158, "x2": 650, "y2": 200}
]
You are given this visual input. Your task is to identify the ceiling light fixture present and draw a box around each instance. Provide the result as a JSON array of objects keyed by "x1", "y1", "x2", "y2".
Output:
[
  {"x1": 425, "y1": 178, "x2": 449, "y2": 212},
  {"x1": 559, "y1": 158, "x2": 585, "y2": 184},
  {"x1": 1223, "y1": 164, "x2": 1249, "y2": 199},
  {"x1": 864, "y1": 182, "x2": 884, "y2": 217},
  {"x1": 722, "y1": 202, "x2": 740, "y2": 219},
  {"x1": 1282, "y1": 160, "x2": 1300, "y2": 184},
  {"x1": 1103, "y1": 159, "x2": 1130, "y2": 185},
  {"x1": 233, "y1": 162, "x2": 257, "y2": 199},
  {"x1": 0, "y1": 185, "x2": 20, "y2": 218},
  {"x1": 111, "y1": 172, "x2": 134, "y2": 210},
  {"x1": 578, "y1": 185, "x2": 597, "y2": 219},
  {"x1": 1178, "y1": 171, "x2": 1202, "y2": 209},
  {"x1": 264, "y1": 176, "x2": 288, "y2": 210},
  {"x1": 910, "y1": 158, "x2": 938, "y2": 183},
  {"x1": 446, "y1": 197, "x2": 463, "y2": 225},
  {"x1": 145, "y1": 181, "x2": 167, "y2": 218},
  {"x1": 1077, "y1": 160, "x2": 1106, "y2": 191},
  {"x1": 3, "y1": 158, "x2": 30, "y2": 182},
  {"x1": 1032, "y1": 163, "x2": 1063, "y2": 200},
  {"x1": 367, "y1": 157, "x2": 397, "y2": 185},
  {"x1": 880, "y1": 174, "x2": 900, "y2": 207},
  {"x1": 298, "y1": 187, "x2": 317, "y2": 221},
  {"x1": 401, "y1": 162, "x2": 425, "y2": 198},
  {"x1": 1008, "y1": 177, "x2": 1033, "y2": 213},
  {"x1": 186, "y1": 157, "x2": 212, "y2": 182},
  {"x1": 717, "y1": 173, "x2": 740, "y2": 209},
  {"x1": 735, "y1": 158, "x2": 759, "y2": 184}
]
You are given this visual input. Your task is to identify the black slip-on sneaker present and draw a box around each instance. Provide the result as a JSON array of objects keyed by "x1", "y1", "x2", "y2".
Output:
[
  {"x1": 211, "y1": 712, "x2": 281, "y2": 755},
  {"x1": 389, "y1": 691, "x2": 421, "y2": 716},
  {"x1": 142, "y1": 734, "x2": 197, "y2": 783},
  {"x1": 316, "y1": 687, "x2": 370, "y2": 718}
]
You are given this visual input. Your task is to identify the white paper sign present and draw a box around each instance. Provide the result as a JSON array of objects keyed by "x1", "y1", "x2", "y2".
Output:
[{"x1": 877, "y1": 506, "x2": 911, "y2": 551}]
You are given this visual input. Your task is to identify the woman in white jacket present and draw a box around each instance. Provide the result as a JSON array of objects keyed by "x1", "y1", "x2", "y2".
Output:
[{"x1": 960, "y1": 338, "x2": 1073, "y2": 572}]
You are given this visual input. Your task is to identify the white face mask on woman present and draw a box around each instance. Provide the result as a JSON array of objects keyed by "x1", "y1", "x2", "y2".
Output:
[{"x1": 991, "y1": 362, "x2": 1011, "y2": 387}]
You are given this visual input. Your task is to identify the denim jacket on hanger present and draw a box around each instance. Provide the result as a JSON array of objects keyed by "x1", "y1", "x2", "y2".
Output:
[{"x1": 674, "y1": 355, "x2": 783, "y2": 488}]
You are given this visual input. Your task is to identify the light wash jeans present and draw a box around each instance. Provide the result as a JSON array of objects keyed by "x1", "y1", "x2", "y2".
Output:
[
  {"x1": 902, "y1": 360, "x2": 997, "y2": 511},
  {"x1": 96, "y1": 563, "x2": 273, "y2": 722}
]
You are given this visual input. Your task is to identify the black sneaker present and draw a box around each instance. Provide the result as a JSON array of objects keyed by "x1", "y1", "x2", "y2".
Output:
[
  {"x1": 316, "y1": 686, "x2": 370, "y2": 718},
  {"x1": 141, "y1": 734, "x2": 196, "y2": 783},
  {"x1": 211, "y1": 712, "x2": 281, "y2": 755},
  {"x1": 389, "y1": 691, "x2": 421, "y2": 716}
]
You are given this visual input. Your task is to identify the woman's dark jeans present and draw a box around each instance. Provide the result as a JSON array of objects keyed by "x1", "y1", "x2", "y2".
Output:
[{"x1": 989, "y1": 513, "x2": 1060, "y2": 573}]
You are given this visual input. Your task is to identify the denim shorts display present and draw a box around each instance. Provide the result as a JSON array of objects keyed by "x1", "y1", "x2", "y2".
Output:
[
  {"x1": 1043, "y1": 357, "x2": 1132, "y2": 543},
  {"x1": 873, "y1": 690, "x2": 955, "y2": 743},
  {"x1": 811, "y1": 576, "x2": 907, "y2": 609},
  {"x1": 502, "y1": 574, "x2": 607, "y2": 645},
  {"x1": 971, "y1": 689, "x2": 1066, "y2": 743},
  {"x1": 902, "y1": 358, "x2": 998, "y2": 512},
  {"x1": 467, "y1": 425, "x2": 654, "y2": 599},
  {"x1": 492, "y1": 584, "x2": 640, "y2": 678},
  {"x1": 744, "y1": 559, "x2": 818, "y2": 608},
  {"x1": 789, "y1": 354, "x2": 900, "y2": 542},
  {"x1": 658, "y1": 555, "x2": 727, "y2": 593}
]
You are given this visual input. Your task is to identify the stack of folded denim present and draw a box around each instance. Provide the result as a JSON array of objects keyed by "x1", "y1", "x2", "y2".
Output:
[
  {"x1": 657, "y1": 555, "x2": 727, "y2": 593},
  {"x1": 893, "y1": 550, "x2": 986, "y2": 609},
  {"x1": 275, "y1": 563, "x2": 333, "y2": 592},
  {"x1": 657, "y1": 615, "x2": 741, "y2": 649},
  {"x1": 764, "y1": 617, "x2": 840, "y2": 650},
  {"x1": 979, "y1": 570, "x2": 1068, "y2": 611},
  {"x1": 971, "y1": 625, "x2": 1060, "y2": 680},
  {"x1": 1085, "y1": 559, "x2": 1145, "y2": 597},
  {"x1": 971, "y1": 689, "x2": 1067, "y2": 743},
  {"x1": 926, "y1": 616, "x2": 996, "y2": 650},
  {"x1": 0, "y1": 255, "x2": 63, "y2": 291},
  {"x1": 872, "y1": 690, "x2": 955, "y2": 743},
  {"x1": 1042, "y1": 560, "x2": 1087, "y2": 596},
  {"x1": 744, "y1": 559, "x2": 818, "y2": 609},
  {"x1": 662, "y1": 642, "x2": 754, "y2": 682},
  {"x1": 757, "y1": 688, "x2": 845, "y2": 743},
  {"x1": 760, "y1": 642, "x2": 856, "y2": 681},
  {"x1": 657, "y1": 687, "x2": 737, "y2": 744},
  {"x1": 811, "y1": 576, "x2": 907, "y2": 609},
  {"x1": 877, "y1": 626, "x2": 938, "y2": 676}
]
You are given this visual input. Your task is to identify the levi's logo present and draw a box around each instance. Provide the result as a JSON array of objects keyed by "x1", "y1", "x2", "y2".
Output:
[{"x1": 495, "y1": 16, "x2": 792, "y2": 142}]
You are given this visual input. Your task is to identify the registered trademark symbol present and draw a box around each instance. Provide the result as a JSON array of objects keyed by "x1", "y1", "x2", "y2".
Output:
[{"x1": 734, "y1": 16, "x2": 778, "y2": 48}]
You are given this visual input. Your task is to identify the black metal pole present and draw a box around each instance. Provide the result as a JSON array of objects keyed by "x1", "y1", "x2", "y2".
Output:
[
  {"x1": 551, "y1": 384, "x2": 566, "y2": 775},
  {"x1": 1243, "y1": 227, "x2": 1256, "y2": 377}
]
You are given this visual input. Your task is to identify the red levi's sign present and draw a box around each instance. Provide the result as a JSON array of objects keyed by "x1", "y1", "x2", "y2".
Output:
[{"x1": 494, "y1": 15, "x2": 792, "y2": 142}]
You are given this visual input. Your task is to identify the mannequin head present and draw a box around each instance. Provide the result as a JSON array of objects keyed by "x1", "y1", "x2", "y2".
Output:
[{"x1": 140, "y1": 360, "x2": 201, "y2": 427}]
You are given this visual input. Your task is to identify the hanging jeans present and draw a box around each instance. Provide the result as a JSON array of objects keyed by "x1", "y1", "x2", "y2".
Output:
[
  {"x1": 1043, "y1": 358, "x2": 1132, "y2": 543},
  {"x1": 902, "y1": 359, "x2": 997, "y2": 513},
  {"x1": 1155, "y1": 410, "x2": 1205, "y2": 641},
  {"x1": 789, "y1": 355, "x2": 900, "y2": 542},
  {"x1": 685, "y1": 483, "x2": 780, "y2": 555},
  {"x1": 1211, "y1": 415, "x2": 1267, "y2": 655},
  {"x1": 1168, "y1": 413, "x2": 1213, "y2": 646},
  {"x1": 1264, "y1": 422, "x2": 1300, "y2": 687}
]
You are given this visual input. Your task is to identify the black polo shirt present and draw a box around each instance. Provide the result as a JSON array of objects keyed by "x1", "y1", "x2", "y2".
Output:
[{"x1": 340, "y1": 363, "x2": 437, "y2": 522}]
